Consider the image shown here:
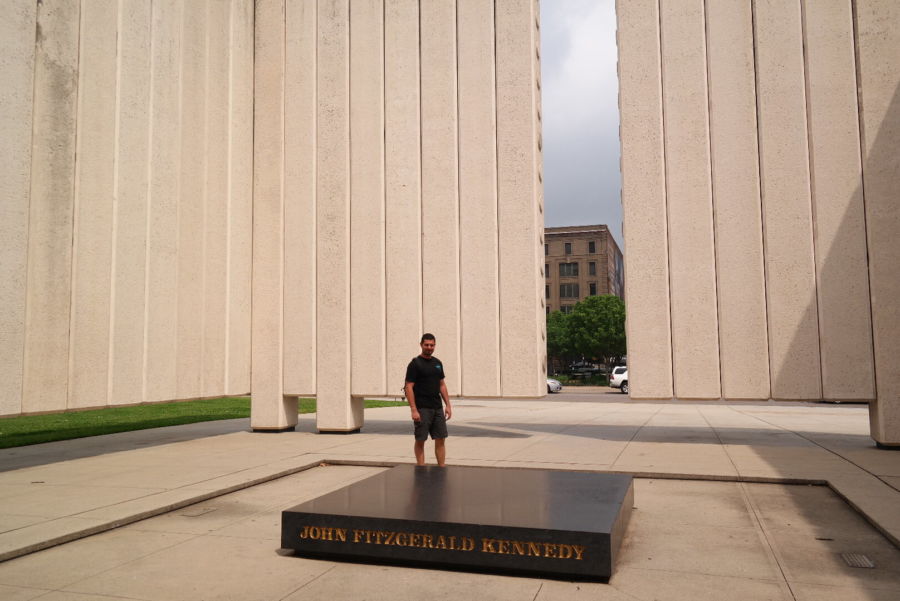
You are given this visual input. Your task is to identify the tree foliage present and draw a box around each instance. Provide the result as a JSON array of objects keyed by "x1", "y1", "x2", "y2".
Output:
[
  {"x1": 546, "y1": 309, "x2": 572, "y2": 363},
  {"x1": 567, "y1": 295, "x2": 626, "y2": 366}
]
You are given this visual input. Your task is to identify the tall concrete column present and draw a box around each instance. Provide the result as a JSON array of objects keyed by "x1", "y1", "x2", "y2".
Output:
[{"x1": 252, "y1": 0, "x2": 297, "y2": 431}]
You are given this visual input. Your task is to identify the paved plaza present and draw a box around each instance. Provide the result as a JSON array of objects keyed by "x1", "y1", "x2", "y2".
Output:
[{"x1": 1, "y1": 391, "x2": 899, "y2": 600}]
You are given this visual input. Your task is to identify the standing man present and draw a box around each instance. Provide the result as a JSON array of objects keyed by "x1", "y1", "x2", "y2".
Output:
[{"x1": 405, "y1": 333, "x2": 452, "y2": 466}]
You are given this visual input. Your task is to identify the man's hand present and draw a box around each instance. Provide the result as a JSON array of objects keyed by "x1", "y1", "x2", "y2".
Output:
[
  {"x1": 444, "y1": 405, "x2": 452, "y2": 420},
  {"x1": 411, "y1": 409, "x2": 421, "y2": 422}
]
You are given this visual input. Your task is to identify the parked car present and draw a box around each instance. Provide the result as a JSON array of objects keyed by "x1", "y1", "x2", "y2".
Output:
[
  {"x1": 609, "y1": 367, "x2": 628, "y2": 394},
  {"x1": 547, "y1": 378, "x2": 563, "y2": 394}
]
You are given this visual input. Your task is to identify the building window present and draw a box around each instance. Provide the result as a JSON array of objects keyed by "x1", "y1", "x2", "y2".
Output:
[
  {"x1": 561, "y1": 305, "x2": 574, "y2": 314},
  {"x1": 564, "y1": 242, "x2": 572, "y2": 255},
  {"x1": 545, "y1": 263, "x2": 549, "y2": 278},
  {"x1": 544, "y1": 243, "x2": 548, "y2": 255},
  {"x1": 588, "y1": 241, "x2": 596, "y2": 253},
  {"x1": 545, "y1": 285, "x2": 550, "y2": 299},
  {"x1": 589, "y1": 261, "x2": 596, "y2": 276},
  {"x1": 559, "y1": 262, "x2": 578, "y2": 277},
  {"x1": 546, "y1": 306, "x2": 551, "y2": 315},
  {"x1": 560, "y1": 283, "x2": 579, "y2": 298},
  {"x1": 589, "y1": 282, "x2": 597, "y2": 296}
]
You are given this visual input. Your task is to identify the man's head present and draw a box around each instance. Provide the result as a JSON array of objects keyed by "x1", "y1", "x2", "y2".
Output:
[{"x1": 420, "y1": 333, "x2": 436, "y2": 357}]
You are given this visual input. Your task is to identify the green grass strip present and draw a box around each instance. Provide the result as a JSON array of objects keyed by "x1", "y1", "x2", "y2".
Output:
[{"x1": 0, "y1": 397, "x2": 407, "y2": 449}]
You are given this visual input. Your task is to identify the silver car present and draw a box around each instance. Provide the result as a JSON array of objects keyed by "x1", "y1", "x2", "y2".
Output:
[{"x1": 547, "y1": 378, "x2": 563, "y2": 393}]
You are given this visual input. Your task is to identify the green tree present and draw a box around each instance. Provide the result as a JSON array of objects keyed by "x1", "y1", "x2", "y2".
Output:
[
  {"x1": 568, "y1": 295, "x2": 626, "y2": 373},
  {"x1": 546, "y1": 310, "x2": 573, "y2": 374}
]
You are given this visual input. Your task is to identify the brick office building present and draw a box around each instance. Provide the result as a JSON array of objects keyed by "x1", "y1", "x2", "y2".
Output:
[{"x1": 545, "y1": 225, "x2": 624, "y2": 314}]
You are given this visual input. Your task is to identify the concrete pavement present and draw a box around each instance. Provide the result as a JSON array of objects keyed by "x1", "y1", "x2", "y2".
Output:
[{"x1": 1, "y1": 396, "x2": 899, "y2": 600}]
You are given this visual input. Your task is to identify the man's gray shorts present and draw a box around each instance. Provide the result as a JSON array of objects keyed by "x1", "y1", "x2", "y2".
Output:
[{"x1": 414, "y1": 408, "x2": 448, "y2": 441}]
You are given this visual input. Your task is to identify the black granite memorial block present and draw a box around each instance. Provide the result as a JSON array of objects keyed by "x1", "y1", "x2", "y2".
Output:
[{"x1": 281, "y1": 465, "x2": 633, "y2": 580}]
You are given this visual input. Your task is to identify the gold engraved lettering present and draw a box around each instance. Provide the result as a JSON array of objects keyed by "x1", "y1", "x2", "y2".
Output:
[
  {"x1": 461, "y1": 537, "x2": 475, "y2": 551},
  {"x1": 572, "y1": 545, "x2": 585, "y2": 560},
  {"x1": 410, "y1": 533, "x2": 420, "y2": 547},
  {"x1": 558, "y1": 544, "x2": 573, "y2": 559},
  {"x1": 353, "y1": 529, "x2": 364, "y2": 543},
  {"x1": 481, "y1": 538, "x2": 497, "y2": 553},
  {"x1": 512, "y1": 541, "x2": 525, "y2": 555},
  {"x1": 498, "y1": 540, "x2": 510, "y2": 554},
  {"x1": 335, "y1": 528, "x2": 347, "y2": 542},
  {"x1": 528, "y1": 542, "x2": 541, "y2": 556},
  {"x1": 448, "y1": 536, "x2": 457, "y2": 550},
  {"x1": 423, "y1": 534, "x2": 434, "y2": 548},
  {"x1": 299, "y1": 525, "x2": 310, "y2": 539},
  {"x1": 396, "y1": 533, "x2": 407, "y2": 546},
  {"x1": 543, "y1": 543, "x2": 558, "y2": 558},
  {"x1": 384, "y1": 531, "x2": 396, "y2": 545},
  {"x1": 436, "y1": 536, "x2": 447, "y2": 549}
]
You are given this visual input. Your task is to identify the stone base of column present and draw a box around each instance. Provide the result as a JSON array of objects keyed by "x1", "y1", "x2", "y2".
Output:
[
  {"x1": 252, "y1": 425, "x2": 297, "y2": 433},
  {"x1": 316, "y1": 394, "x2": 364, "y2": 433}
]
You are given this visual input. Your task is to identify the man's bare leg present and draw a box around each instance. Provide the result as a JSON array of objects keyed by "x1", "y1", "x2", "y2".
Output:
[
  {"x1": 414, "y1": 440, "x2": 426, "y2": 466},
  {"x1": 435, "y1": 438, "x2": 446, "y2": 467}
]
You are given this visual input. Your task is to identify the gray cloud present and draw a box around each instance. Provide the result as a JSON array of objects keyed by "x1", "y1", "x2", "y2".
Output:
[{"x1": 540, "y1": 0, "x2": 622, "y2": 248}]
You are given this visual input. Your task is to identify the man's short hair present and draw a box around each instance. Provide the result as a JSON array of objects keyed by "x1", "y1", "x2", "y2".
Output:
[{"x1": 421, "y1": 333, "x2": 436, "y2": 343}]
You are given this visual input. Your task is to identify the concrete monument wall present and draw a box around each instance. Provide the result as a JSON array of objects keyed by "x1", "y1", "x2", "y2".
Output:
[
  {"x1": 1, "y1": 0, "x2": 255, "y2": 417},
  {"x1": 0, "y1": 0, "x2": 546, "y2": 431},
  {"x1": 253, "y1": 0, "x2": 546, "y2": 431},
  {"x1": 617, "y1": 0, "x2": 899, "y2": 446}
]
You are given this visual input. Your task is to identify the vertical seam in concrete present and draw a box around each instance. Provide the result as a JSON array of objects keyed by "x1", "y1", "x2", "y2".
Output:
[
  {"x1": 799, "y1": 0, "x2": 825, "y2": 401},
  {"x1": 348, "y1": 0, "x2": 354, "y2": 402},
  {"x1": 418, "y1": 0, "x2": 424, "y2": 335},
  {"x1": 108, "y1": 0, "x2": 126, "y2": 405},
  {"x1": 173, "y1": 0, "x2": 185, "y2": 401},
  {"x1": 493, "y1": 0, "x2": 502, "y2": 395},
  {"x1": 382, "y1": 0, "x2": 388, "y2": 392},
  {"x1": 224, "y1": 0, "x2": 235, "y2": 392},
  {"x1": 750, "y1": 0, "x2": 773, "y2": 400},
  {"x1": 849, "y1": 0, "x2": 878, "y2": 402},
  {"x1": 67, "y1": 0, "x2": 86, "y2": 409},
  {"x1": 737, "y1": 481, "x2": 799, "y2": 599},
  {"x1": 312, "y1": 0, "x2": 318, "y2": 394},
  {"x1": 454, "y1": 0, "x2": 463, "y2": 394},
  {"x1": 142, "y1": 0, "x2": 156, "y2": 404},
  {"x1": 280, "y1": 0, "x2": 287, "y2": 405},
  {"x1": 201, "y1": 0, "x2": 212, "y2": 394},
  {"x1": 701, "y1": 0, "x2": 724, "y2": 399},
  {"x1": 21, "y1": 4, "x2": 39, "y2": 411},
  {"x1": 656, "y1": 0, "x2": 676, "y2": 399}
]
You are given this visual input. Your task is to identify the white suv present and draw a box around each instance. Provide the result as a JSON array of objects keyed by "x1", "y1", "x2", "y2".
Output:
[{"x1": 609, "y1": 367, "x2": 629, "y2": 394}]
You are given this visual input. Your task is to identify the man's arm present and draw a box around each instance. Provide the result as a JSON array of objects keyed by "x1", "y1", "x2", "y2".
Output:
[
  {"x1": 440, "y1": 380, "x2": 452, "y2": 420},
  {"x1": 405, "y1": 382, "x2": 420, "y2": 422}
]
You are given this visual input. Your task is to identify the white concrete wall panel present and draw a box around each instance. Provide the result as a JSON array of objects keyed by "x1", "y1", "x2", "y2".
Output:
[
  {"x1": 316, "y1": 0, "x2": 357, "y2": 431},
  {"x1": 856, "y1": 0, "x2": 900, "y2": 444},
  {"x1": 252, "y1": 0, "x2": 296, "y2": 429},
  {"x1": 201, "y1": 0, "x2": 231, "y2": 396},
  {"x1": 0, "y1": 0, "x2": 36, "y2": 415},
  {"x1": 616, "y1": 0, "x2": 673, "y2": 399},
  {"x1": 754, "y1": 0, "x2": 822, "y2": 399},
  {"x1": 496, "y1": 0, "x2": 544, "y2": 397},
  {"x1": 68, "y1": 0, "x2": 118, "y2": 409},
  {"x1": 420, "y1": 0, "x2": 461, "y2": 396},
  {"x1": 384, "y1": 0, "x2": 422, "y2": 392},
  {"x1": 804, "y1": 0, "x2": 875, "y2": 401},
  {"x1": 226, "y1": 0, "x2": 255, "y2": 395},
  {"x1": 705, "y1": 1, "x2": 769, "y2": 399},
  {"x1": 283, "y1": 0, "x2": 317, "y2": 396},
  {"x1": 457, "y1": 0, "x2": 501, "y2": 397},
  {"x1": 110, "y1": 0, "x2": 152, "y2": 406},
  {"x1": 349, "y1": 0, "x2": 386, "y2": 396},
  {"x1": 176, "y1": 0, "x2": 208, "y2": 399},
  {"x1": 659, "y1": 0, "x2": 720, "y2": 399},
  {"x1": 145, "y1": 0, "x2": 182, "y2": 404},
  {"x1": 22, "y1": 0, "x2": 81, "y2": 413}
]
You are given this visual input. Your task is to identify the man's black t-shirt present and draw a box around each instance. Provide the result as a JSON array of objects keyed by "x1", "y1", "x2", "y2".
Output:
[{"x1": 405, "y1": 356, "x2": 445, "y2": 409}]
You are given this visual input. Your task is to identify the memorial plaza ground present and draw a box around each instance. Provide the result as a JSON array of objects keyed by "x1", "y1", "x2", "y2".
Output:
[{"x1": 1, "y1": 389, "x2": 899, "y2": 600}]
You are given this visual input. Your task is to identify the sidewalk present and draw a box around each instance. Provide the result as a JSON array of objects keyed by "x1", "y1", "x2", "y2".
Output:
[{"x1": 1, "y1": 398, "x2": 899, "y2": 599}]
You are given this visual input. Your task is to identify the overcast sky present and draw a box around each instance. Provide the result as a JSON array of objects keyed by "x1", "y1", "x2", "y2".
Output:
[{"x1": 540, "y1": 0, "x2": 622, "y2": 248}]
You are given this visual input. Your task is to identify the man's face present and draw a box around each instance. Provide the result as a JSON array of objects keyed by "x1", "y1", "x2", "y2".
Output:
[{"x1": 420, "y1": 339, "x2": 436, "y2": 357}]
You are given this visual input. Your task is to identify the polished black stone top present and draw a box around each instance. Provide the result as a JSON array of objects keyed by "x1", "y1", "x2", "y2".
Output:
[{"x1": 290, "y1": 465, "x2": 632, "y2": 533}]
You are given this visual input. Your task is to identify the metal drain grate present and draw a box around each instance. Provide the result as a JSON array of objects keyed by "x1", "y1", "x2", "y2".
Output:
[{"x1": 841, "y1": 553, "x2": 875, "y2": 568}]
